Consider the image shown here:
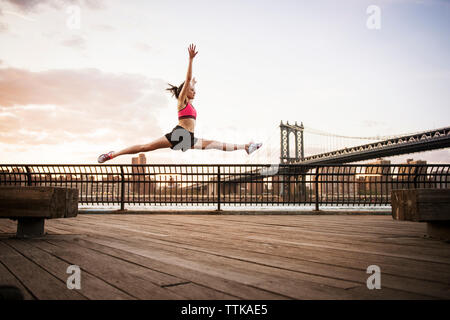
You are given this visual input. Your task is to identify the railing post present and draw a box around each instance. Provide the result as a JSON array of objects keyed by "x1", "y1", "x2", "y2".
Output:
[
  {"x1": 314, "y1": 166, "x2": 320, "y2": 211},
  {"x1": 120, "y1": 165, "x2": 125, "y2": 211},
  {"x1": 413, "y1": 165, "x2": 423, "y2": 189},
  {"x1": 217, "y1": 165, "x2": 221, "y2": 211},
  {"x1": 413, "y1": 171, "x2": 418, "y2": 189},
  {"x1": 25, "y1": 166, "x2": 32, "y2": 186}
]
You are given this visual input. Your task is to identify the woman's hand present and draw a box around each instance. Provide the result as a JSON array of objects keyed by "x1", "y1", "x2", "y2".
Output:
[
  {"x1": 180, "y1": 45, "x2": 197, "y2": 101},
  {"x1": 188, "y1": 44, "x2": 198, "y2": 60}
]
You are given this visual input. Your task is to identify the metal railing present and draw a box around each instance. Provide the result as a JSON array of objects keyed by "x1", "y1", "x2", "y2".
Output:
[{"x1": 0, "y1": 164, "x2": 449, "y2": 210}]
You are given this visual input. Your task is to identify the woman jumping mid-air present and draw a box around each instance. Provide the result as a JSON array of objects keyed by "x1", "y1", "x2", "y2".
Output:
[{"x1": 98, "y1": 44, "x2": 262, "y2": 163}]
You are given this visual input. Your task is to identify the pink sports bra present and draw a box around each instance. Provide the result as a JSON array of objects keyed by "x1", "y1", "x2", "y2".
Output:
[{"x1": 178, "y1": 103, "x2": 197, "y2": 120}]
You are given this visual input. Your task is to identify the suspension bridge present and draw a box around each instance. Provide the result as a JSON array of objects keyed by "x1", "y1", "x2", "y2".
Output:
[{"x1": 244, "y1": 121, "x2": 450, "y2": 166}]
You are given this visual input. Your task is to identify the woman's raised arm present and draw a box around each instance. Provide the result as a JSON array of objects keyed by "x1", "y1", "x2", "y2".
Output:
[{"x1": 178, "y1": 44, "x2": 198, "y2": 104}]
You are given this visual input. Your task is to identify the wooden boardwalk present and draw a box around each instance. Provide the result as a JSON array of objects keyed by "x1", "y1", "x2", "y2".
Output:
[{"x1": 0, "y1": 213, "x2": 449, "y2": 300}]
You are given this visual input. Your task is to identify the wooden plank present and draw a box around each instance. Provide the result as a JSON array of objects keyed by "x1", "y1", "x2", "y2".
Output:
[
  {"x1": 65, "y1": 215, "x2": 450, "y2": 276},
  {"x1": 0, "y1": 187, "x2": 78, "y2": 219},
  {"x1": 50, "y1": 215, "x2": 450, "y2": 283},
  {"x1": 0, "y1": 257, "x2": 34, "y2": 300},
  {"x1": 216, "y1": 215, "x2": 429, "y2": 236},
  {"x1": 252, "y1": 278, "x2": 431, "y2": 300},
  {"x1": 74, "y1": 232, "x2": 438, "y2": 299},
  {"x1": 212, "y1": 219, "x2": 435, "y2": 248},
  {"x1": 417, "y1": 189, "x2": 450, "y2": 203},
  {"x1": 129, "y1": 231, "x2": 450, "y2": 298},
  {"x1": 108, "y1": 214, "x2": 427, "y2": 242},
  {"x1": 74, "y1": 214, "x2": 450, "y2": 263},
  {"x1": 68, "y1": 235, "x2": 292, "y2": 299},
  {"x1": 48, "y1": 219, "x2": 361, "y2": 290},
  {"x1": 70, "y1": 215, "x2": 450, "y2": 298},
  {"x1": 184, "y1": 217, "x2": 449, "y2": 264},
  {"x1": 3, "y1": 213, "x2": 447, "y2": 299},
  {"x1": 0, "y1": 241, "x2": 85, "y2": 300},
  {"x1": 392, "y1": 189, "x2": 450, "y2": 221},
  {"x1": 182, "y1": 216, "x2": 450, "y2": 261},
  {"x1": 167, "y1": 213, "x2": 418, "y2": 235},
  {"x1": 164, "y1": 282, "x2": 238, "y2": 300},
  {"x1": 4, "y1": 238, "x2": 135, "y2": 300},
  {"x1": 115, "y1": 214, "x2": 450, "y2": 283},
  {"x1": 39, "y1": 224, "x2": 72, "y2": 235},
  {"x1": 201, "y1": 215, "x2": 427, "y2": 236},
  {"x1": 74, "y1": 234, "x2": 365, "y2": 297},
  {"x1": 31, "y1": 238, "x2": 187, "y2": 299},
  {"x1": 0, "y1": 220, "x2": 16, "y2": 233},
  {"x1": 344, "y1": 285, "x2": 433, "y2": 300}
]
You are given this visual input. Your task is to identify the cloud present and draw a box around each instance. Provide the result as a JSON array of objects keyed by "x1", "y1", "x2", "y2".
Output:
[
  {"x1": 0, "y1": 0, "x2": 106, "y2": 34},
  {"x1": 4, "y1": 0, "x2": 40, "y2": 12},
  {"x1": 83, "y1": 0, "x2": 105, "y2": 10},
  {"x1": 0, "y1": 22, "x2": 7, "y2": 33},
  {"x1": 4, "y1": 0, "x2": 106, "y2": 12},
  {"x1": 92, "y1": 24, "x2": 115, "y2": 32},
  {"x1": 2, "y1": 9, "x2": 37, "y2": 21},
  {"x1": 0, "y1": 67, "x2": 170, "y2": 148},
  {"x1": 60, "y1": 34, "x2": 86, "y2": 50}
]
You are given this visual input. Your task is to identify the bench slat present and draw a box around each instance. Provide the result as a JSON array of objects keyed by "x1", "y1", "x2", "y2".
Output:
[
  {"x1": 392, "y1": 189, "x2": 450, "y2": 222},
  {"x1": 0, "y1": 186, "x2": 78, "y2": 219}
]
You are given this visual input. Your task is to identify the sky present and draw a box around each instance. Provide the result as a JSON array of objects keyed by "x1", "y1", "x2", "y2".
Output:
[{"x1": 0, "y1": 0, "x2": 449, "y2": 164}]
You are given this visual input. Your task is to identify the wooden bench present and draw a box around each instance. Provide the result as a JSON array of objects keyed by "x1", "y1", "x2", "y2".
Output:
[
  {"x1": 392, "y1": 189, "x2": 450, "y2": 240},
  {"x1": 0, "y1": 186, "x2": 78, "y2": 238}
]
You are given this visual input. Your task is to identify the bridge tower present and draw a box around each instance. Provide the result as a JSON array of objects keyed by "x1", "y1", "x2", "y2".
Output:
[
  {"x1": 279, "y1": 121, "x2": 307, "y2": 202},
  {"x1": 280, "y1": 121, "x2": 304, "y2": 164}
]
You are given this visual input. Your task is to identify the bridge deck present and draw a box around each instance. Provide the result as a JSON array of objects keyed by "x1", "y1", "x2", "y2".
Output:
[{"x1": 0, "y1": 213, "x2": 449, "y2": 300}]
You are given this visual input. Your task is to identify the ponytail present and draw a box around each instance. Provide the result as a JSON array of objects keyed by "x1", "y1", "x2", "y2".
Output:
[{"x1": 166, "y1": 81, "x2": 185, "y2": 99}]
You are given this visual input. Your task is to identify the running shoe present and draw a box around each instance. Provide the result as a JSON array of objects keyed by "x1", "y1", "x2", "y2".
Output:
[
  {"x1": 98, "y1": 151, "x2": 114, "y2": 163},
  {"x1": 247, "y1": 143, "x2": 262, "y2": 155}
]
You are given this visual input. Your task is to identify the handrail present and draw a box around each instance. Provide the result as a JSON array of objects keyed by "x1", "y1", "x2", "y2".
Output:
[{"x1": 1, "y1": 164, "x2": 449, "y2": 210}]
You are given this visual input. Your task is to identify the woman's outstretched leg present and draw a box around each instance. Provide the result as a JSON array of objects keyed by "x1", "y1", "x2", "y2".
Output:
[
  {"x1": 98, "y1": 136, "x2": 172, "y2": 163},
  {"x1": 194, "y1": 139, "x2": 262, "y2": 154}
]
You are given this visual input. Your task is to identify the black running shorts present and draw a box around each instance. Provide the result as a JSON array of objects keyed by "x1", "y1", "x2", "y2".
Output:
[{"x1": 164, "y1": 125, "x2": 198, "y2": 152}]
